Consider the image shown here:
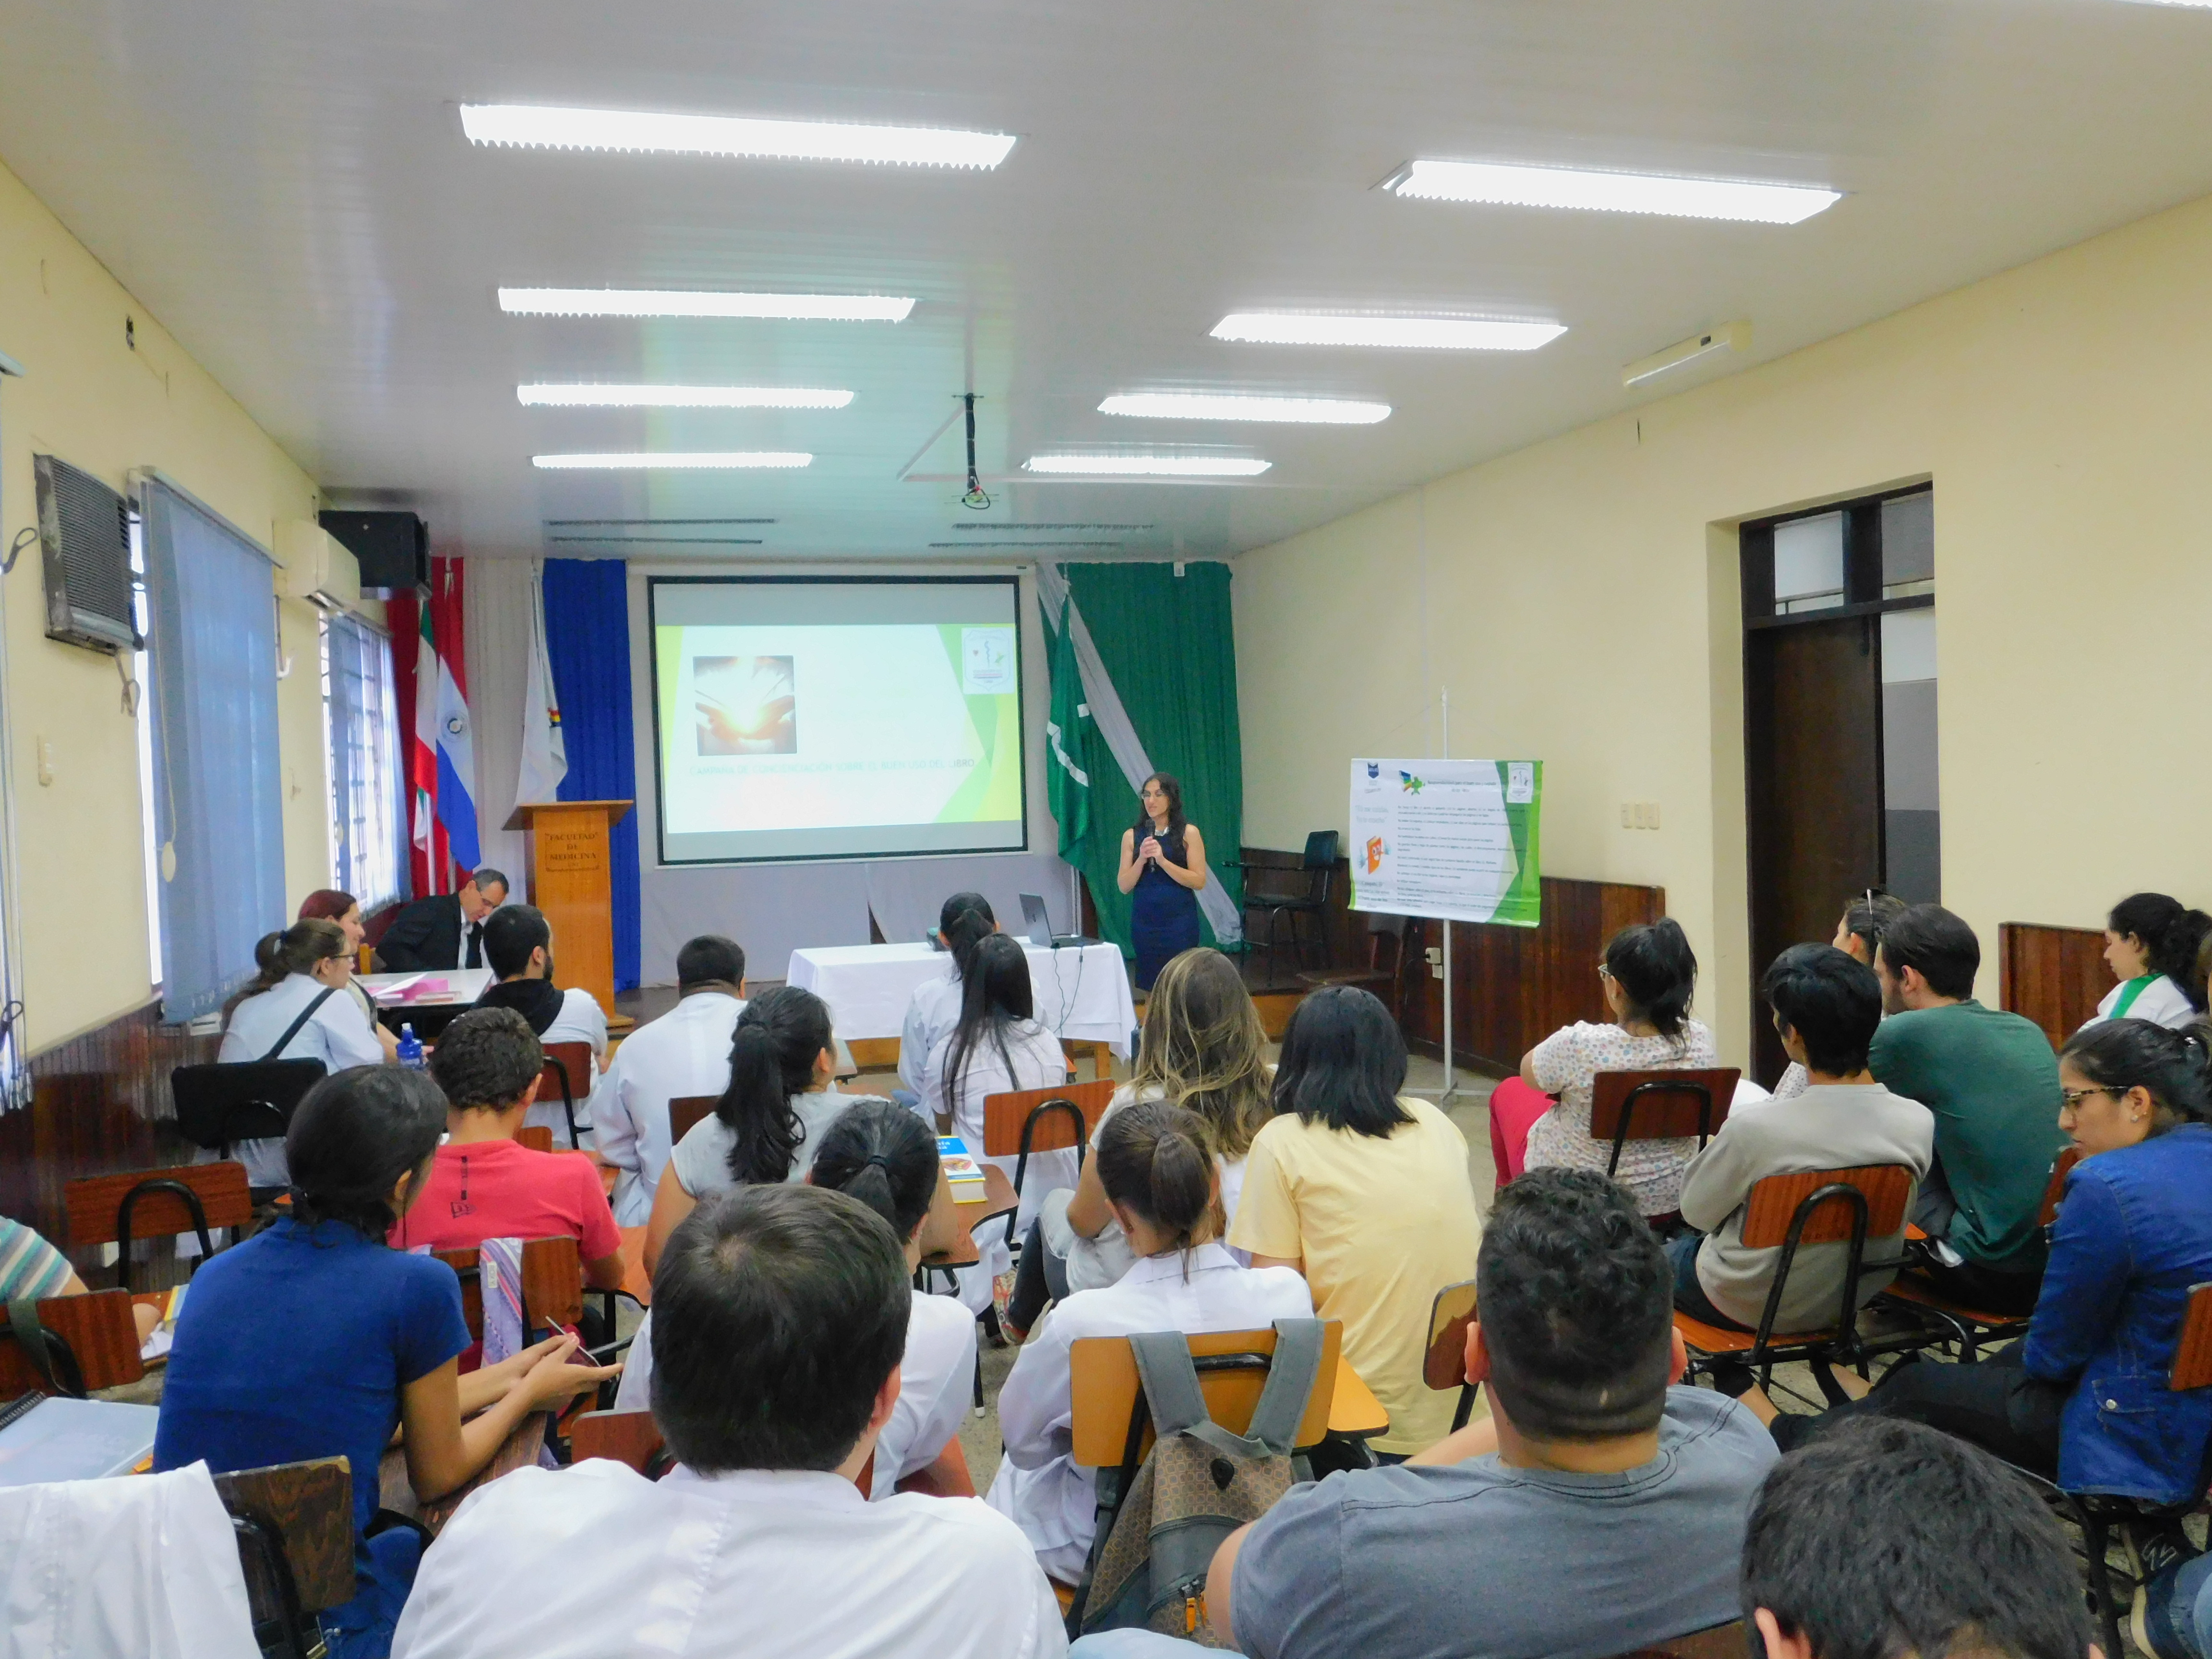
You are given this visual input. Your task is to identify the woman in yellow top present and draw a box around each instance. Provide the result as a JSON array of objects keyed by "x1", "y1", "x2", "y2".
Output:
[{"x1": 1228, "y1": 985, "x2": 1483, "y2": 1459}]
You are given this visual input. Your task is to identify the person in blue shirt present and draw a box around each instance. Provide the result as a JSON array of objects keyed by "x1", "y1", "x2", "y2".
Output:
[
  {"x1": 156, "y1": 1065, "x2": 616, "y2": 1659},
  {"x1": 1758, "y1": 1018, "x2": 2212, "y2": 1538}
]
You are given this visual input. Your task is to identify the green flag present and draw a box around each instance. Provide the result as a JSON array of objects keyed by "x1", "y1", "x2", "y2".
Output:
[{"x1": 1045, "y1": 596, "x2": 1092, "y2": 857}]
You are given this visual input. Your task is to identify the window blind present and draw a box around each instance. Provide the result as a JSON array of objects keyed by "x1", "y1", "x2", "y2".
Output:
[
  {"x1": 327, "y1": 611, "x2": 407, "y2": 909},
  {"x1": 141, "y1": 476, "x2": 286, "y2": 1022}
]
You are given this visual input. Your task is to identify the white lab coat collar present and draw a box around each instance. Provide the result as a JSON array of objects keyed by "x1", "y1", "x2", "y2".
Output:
[
  {"x1": 1118, "y1": 1242, "x2": 1243, "y2": 1286},
  {"x1": 660, "y1": 1464, "x2": 866, "y2": 1512}
]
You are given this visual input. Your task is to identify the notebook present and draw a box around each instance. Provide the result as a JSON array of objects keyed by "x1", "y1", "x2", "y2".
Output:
[
  {"x1": 0, "y1": 1396, "x2": 162, "y2": 1487},
  {"x1": 937, "y1": 1136, "x2": 987, "y2": 1196}
]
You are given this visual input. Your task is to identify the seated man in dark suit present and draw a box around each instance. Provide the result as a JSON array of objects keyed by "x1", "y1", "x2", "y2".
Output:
[{"x1": 374, "y1": 868, "x2": 508, "y2": 972}]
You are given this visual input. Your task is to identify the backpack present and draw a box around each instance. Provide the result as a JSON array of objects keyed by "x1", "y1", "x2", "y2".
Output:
[{"x1": 1072, "y1": 1318, "x2": 1325, "y2": 1644}]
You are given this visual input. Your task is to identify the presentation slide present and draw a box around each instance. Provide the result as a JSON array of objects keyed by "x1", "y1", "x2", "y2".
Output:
[{"x1": 649, "y1": 577, "x2": 1027, "y2": 864}]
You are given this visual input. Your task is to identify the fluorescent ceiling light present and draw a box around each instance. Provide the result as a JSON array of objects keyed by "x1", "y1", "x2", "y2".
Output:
[
  {"x1": 1387, "y1": 159, "x2": 1839, "y2": 225},
  {"x1": 531, "y1": 452, "x2": 812, "y2": 469},
  {"x1": 1213, "y1": 312, "x2": 1564, "y2": 351},
  {"x1": 499, "y1": 288, "x2": 914, "y2": 322},
  {"x1": 1100, "y1": 393, "x2": 1389, "y2": 424},
  {"x1": 1023, "y1": 455, "x2": 1271, "y2": 477},
  {"x1": 461, "y1": 104, "x2": 1015, "y2": 169},
  {"x1": 518, "y1": 384, "x2": 853, "y2": 408}
]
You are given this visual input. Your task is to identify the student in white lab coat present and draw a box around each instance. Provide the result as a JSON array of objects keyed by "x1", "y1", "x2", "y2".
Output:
[
  {"x1": 471, "y1": 905, "x2": 608, "y2": 1146},
  {"x1": 986, "y1": 1100, "x2": 1314, "y2": 1583},
  {"x1": 216, "y1": 920, "x2": 390, "y2": 1189},
  {"x1": 590, "y1": 935, "x2": 748, "y2": 1226},
  {"x1": 619, "y1": 1099, "x2": 977, "y2": 1502},
  {"x1": 1009, "y1": 945, "x2": 1274, "y2": 1336},
  {"x1": 2080, "y1": 891, "x2": 2212, "y2": 1032},
  {"x1": 920, "y1": 933, "x2": 1069, "y2": 1314},
  {"x1": 895, "y1": 893, "x2": 997, "y2": 1117},
  {"x1": 392, "y1": 1184, "x2": 1063, "y2": 1659},
  {"x1": 642, "y1": 985, "x2": 892, "y2": 1278}
]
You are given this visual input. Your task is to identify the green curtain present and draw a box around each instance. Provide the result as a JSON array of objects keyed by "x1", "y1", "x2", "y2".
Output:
[{"x1": 1048, "y1": 562, "x2": 1245, "y2": 957}]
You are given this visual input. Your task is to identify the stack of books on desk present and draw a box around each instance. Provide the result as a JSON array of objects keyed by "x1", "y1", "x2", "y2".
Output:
[{"x1": 936, "y1": 1137, "x2": 987, "y2": 1199}]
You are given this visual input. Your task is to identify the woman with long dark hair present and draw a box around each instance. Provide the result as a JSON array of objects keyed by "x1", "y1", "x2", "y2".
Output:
[
  {"x1": 1115, "y1": 771, "x2": 1208, "y2": 991},
  {"x1": 641, "y1": 985, "x2": 892, "y2": 1274},
  {"x1": 1227, "y1": 986, "x2": 1480, "y2": 1460},
  {"x1": 921, "y1": 932, "x2": 1068, "y2": 1313},
  {"x1": 1498, "y1": 918, "x2": 1719, "y2": 1215},
  {"x1": 155, "y1": 1067, "x2": 613, "y2": 1659},
  {"x1": 896, "y1": 891, "x2": 997, "y2": 1112},
  {"x1": 2083, "y1": 892, "x2": 2212, "y2": 1031}
]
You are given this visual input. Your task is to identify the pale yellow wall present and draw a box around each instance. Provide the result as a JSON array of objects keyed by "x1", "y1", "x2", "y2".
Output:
[
  {"x1": 1237, "y1": 188, "x2": 2212, "y2": 1069},
  {"x1": 0, "y1": 157, "x2": 333, "y2": 1050}
]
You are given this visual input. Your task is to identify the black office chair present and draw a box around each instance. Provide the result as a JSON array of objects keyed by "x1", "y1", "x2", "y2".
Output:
[
  {"x1": 1244, "y1": 830, "x2": 1340, "y2": 980},
  {"x1": 170, "y1": 1061, "x2": 326, "y2": 1202}
]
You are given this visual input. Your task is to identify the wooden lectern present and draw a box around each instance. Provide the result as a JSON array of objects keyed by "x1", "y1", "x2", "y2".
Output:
[{"x1": 504, "y1": 800, "x2": 633, "y2": 1028}]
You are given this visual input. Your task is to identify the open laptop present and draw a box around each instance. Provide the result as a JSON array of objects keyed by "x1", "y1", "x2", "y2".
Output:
[{"x1": 1020, "y1": 892, "x2": 1096, "y2": 949}]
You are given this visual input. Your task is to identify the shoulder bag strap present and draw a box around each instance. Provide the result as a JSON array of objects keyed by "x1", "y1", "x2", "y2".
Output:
[
  {"x1": 1243, "y1": 1318, "x2": 1327, "y2": 1455},
  {"x1": 1128, "y1": 1330, "x2": 1270, "y2": 1462},
  {"x1": 259, "y1": 988, "x2": 338, "y2": 1063}
]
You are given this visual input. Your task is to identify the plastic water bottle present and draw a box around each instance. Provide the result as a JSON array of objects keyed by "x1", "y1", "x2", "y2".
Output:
[{"x1": 396, "y1": 1024, "x2": 426, "y2": 1070}]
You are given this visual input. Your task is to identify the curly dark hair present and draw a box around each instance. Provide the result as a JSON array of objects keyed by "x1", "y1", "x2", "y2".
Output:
[
  {"x1": 1476, "y1": 1167, "x2": 1674, "y2": 1442},
  {"x1": 428, "y1": 1006, "x2": 545, "y2": 1110}
]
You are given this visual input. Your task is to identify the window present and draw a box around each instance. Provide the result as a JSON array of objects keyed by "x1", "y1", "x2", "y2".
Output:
[
  {"x1": 139, "y1": 474, "x2": 287, "y2": 1022},
  {"x1": 324, "y1": 611, "x2": 407, "y2": 909}
]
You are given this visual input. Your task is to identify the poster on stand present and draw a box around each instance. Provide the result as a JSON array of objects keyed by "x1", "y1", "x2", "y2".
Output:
[{"x1": 1347, "y1": 758, "x2": 1543, "y2": 926}]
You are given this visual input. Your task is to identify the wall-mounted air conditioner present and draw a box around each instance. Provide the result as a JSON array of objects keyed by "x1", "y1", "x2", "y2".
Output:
[
  {"x1": 274, "y1": 520, "x2": 363, "y2": 612},
  {"x1": 33, "y1": 454, "x2": 140, "y2": 655}
]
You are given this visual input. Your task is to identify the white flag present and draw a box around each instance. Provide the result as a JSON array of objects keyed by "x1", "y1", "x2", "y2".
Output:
[{"x1": 516, "y1": 560, "x2": 568, "y2": 804}]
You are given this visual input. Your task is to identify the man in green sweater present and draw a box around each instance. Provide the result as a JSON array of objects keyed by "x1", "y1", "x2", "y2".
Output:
[{"x1": 1869, "y1": 904, "x2": 2066, "y2": 1316}]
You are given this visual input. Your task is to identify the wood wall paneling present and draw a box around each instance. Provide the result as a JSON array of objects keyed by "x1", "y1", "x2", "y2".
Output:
[
  {"x1": 0, "y1": 999, "x2": 222, "y2": 1279},
  {"x1": 1235, "y1": 848, "x2": 1360, "y2": 985},
  {"x1": 1999, "y1": 922, "x2": 2112, "y2": 1051},
  {"x1": 1398, "y1": 878, "x2": 1666, "y2": 1073}
]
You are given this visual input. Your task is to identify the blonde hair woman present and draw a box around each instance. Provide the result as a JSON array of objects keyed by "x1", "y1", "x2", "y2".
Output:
[{"x1": 1005, "y1": 946, "x2": 1271, "y2": 1335}]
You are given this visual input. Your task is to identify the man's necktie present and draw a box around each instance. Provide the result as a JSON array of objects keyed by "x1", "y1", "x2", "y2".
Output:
[{"x1": 466, "y1": 921, "x2": 484, "y2": 969}]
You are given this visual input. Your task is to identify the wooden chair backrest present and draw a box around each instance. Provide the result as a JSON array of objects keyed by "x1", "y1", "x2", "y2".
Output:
[
  {"x1": 431, "y1": 1236, "x2": 586, "y2": 1340},
  {"x1": 0, "y1": 1288, "x2": 145, "y2": 1395},
  {"x1": 2039, "y1": 1146, "x2": 2083, "y2": 1227},
  {"x1": 541, "y1": 1041, "x2": 594, "y2": 1105},
  {"x1": 211, "y1": 1456, "x2": 356, "y2": 1613},
  {"x1": 66, "y1": 1160, "x2": 254, "y2": 1247},
  {"x1": 1742, "y1": 1165, "x2": 1913, "y2": 1250},
  {"x1": 846, "y1": 1037, "x2": 901, "y2": 1072},
  {"x1": 570, "y1": 1408, "x2": 664, "y2": 1472},
  {"x1": 1069, "y1": 1322, "x2": 1342, "y2": 1467},
  {"x1": 1589, "y1": 1069, "x2": 1742, "y2": 1142},
  {"x1": 895, "y1": 1437, "x2": 977, "y2": 1498},
  {"x1": 669, "y1": 1094, "x2": 718, "y2": 1146},
  {"x1": 981, "y1": 1077, "x2": 1117, "y2": 1158},
  {"x1": 2170, "y1": 1283, "x2": 2212, "y2": 1393},
  {"x1": 1423, "y1": 1279, "x2": 1479, "y2": 1391},
  {"x1": 1611, "y1": 1620, "x2": 1748, "y2": 1659},
  {"x1": 517, "y1": 1125, "x2": 555, "y2": 1154}
]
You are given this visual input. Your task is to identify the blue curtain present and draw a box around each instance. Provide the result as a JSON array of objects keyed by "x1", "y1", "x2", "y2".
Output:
[
  {"x1": 542, "y1": 559, "x2": 641, "y2": 991},
  {"x1": 142, "y1": 478, "x2": 288, "y2": 1020}
]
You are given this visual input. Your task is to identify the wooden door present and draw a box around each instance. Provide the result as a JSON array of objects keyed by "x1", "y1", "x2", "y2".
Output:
[{"x1": 1744, "y1": 615, "x2": 1883, "y2": 1084}]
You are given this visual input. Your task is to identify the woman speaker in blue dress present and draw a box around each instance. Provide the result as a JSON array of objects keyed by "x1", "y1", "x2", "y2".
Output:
[{"x1": 1117, "y1": 772, "x2": 1208, "y2": 991}]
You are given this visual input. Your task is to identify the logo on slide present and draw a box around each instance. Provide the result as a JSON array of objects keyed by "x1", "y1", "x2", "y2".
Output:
[
  {"x1": 695, "y1": 656, "x2": 797, "y2": 756},
  {"x1": 1398, "y1": 770, "x2": 1424, "y2": 793},
  {"x1": 1365, "y1": 836, "x2": 1385, "y2": 873},
  {"x1": 1365, "y1": 762, "x2": 1380, "y2": 780},
  {"x1": 962, "y1": 627, "x2": 1016, "y2": 695}
]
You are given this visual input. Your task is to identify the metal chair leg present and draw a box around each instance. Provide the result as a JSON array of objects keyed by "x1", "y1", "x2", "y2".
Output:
[{"x1": 2081, "y1": 1509, "x2": 2126, "y2": 1659}]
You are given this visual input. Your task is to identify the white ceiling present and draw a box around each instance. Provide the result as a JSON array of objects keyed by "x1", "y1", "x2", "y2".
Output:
[{"x1": 5, "y1": 0, "x2": 2212, "y2": 562}]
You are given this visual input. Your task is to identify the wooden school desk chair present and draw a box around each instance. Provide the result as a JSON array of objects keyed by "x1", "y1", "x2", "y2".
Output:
[
  {"x1": 1422, "y1": 1279, "x2": 1481, "y2": 1434},
  {"x1": 66, "y1": 1160, "x2": 253, "y2": 1290},
  {"x1": 169, "y1": 1060, "x2": 326, "y2": 1202},
  {"x1": 1673, "y1": 1164, "x2": 1925, "y2": 1399},
  {"x1": 979, "y1": 1077, "x2": 1116, "y2": 1248},
  {"x1": 668, "y1": 1093, "x2": 718, "y2": 1147},
  {"x1": 1587, "y1": 1067, "x2": 1742, "y2": 1182},
  {"x1": 1609, "y1": 1621, "x2": 1749, "y2": 1659},
  {"x1": 1880, "y1": 1146, "x2": 2080, "y2": 1358},
  {"x1": 0, "y1": 1287, "x2": 145, "y2": 1398},
  {"x1": 214, "y1": 1456, "x2": 355, "y2": 1659},
  {"x1": 539, "y1": 1041, "x2": 596, "y2": 1149}
]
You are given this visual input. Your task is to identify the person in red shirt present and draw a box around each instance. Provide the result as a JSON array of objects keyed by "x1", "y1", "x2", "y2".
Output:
[{"x1": 392, "y1": 1007, "x2": 625, "y2": 1293}]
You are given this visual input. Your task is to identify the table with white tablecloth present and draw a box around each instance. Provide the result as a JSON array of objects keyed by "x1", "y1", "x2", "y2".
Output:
[{"x1": 785, "y1": 941, "x2": 1136, "y2": 1055}]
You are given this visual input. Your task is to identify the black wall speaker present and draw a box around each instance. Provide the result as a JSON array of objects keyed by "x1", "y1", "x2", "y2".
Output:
[{"x1": 318, "y1": 510, "x2": 428, "y2": 593}]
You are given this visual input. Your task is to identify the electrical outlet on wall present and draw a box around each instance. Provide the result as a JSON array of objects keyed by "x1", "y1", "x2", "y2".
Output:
[{"x1": 1620, "y1": 801, "x2": 1662, "y2": 830}]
